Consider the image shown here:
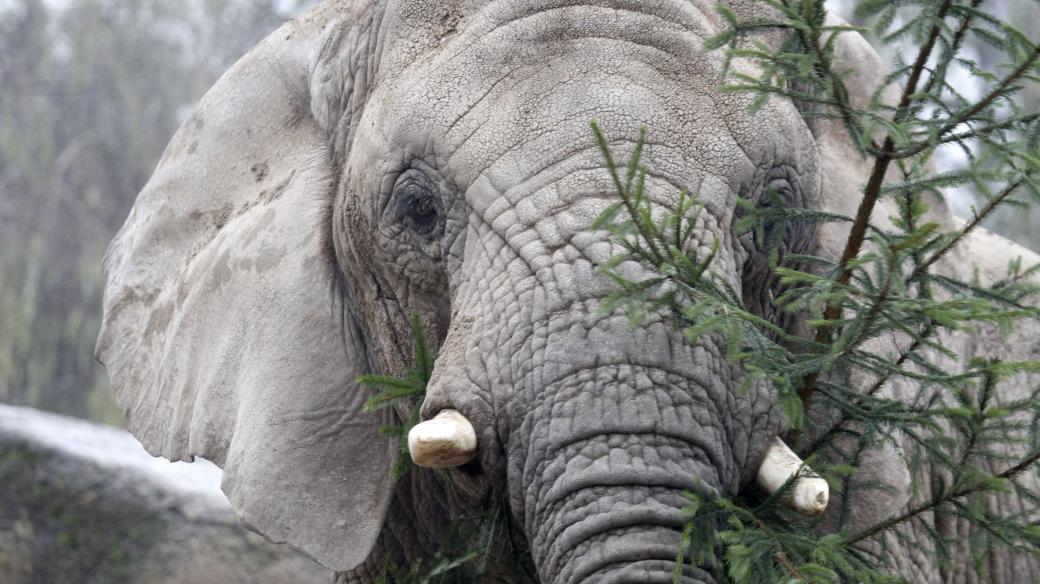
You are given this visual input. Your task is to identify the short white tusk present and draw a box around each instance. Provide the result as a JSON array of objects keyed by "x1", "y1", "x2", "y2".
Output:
[
  {"x1": 408, "y1": 409, "x2": 478, "y2": 469},
  {"x1": 756, "y1": 437, "x2": 829, "y2": 517}
]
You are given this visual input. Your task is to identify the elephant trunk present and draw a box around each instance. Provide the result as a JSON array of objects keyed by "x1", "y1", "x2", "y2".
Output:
[
  {"x1": 514, "y1": 350, "x2": 755, "y2": 584},
  {"x1": 528, "y1": 441, "x2": 715, "y2": 584},
  {"x1": 538, "y1": 499, "x2": 706, "y2": 582},
  {"x1": 436, "y1": 166, "x2": 786, "y2": 581}
]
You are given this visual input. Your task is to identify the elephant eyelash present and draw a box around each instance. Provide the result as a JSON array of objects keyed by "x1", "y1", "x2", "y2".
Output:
[{"x1": 408, "y1": 194, "x2": 439, "y2": 229}]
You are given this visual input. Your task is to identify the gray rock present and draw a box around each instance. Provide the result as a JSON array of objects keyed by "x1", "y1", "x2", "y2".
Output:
[{"x1": 0, "y1": 405, "x2": 332, "y2": 584}]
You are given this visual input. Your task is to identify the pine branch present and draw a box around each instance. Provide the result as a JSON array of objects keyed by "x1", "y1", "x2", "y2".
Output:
[
  {"x1": 590, "y1": 122, "x2": 663, "y2": 264},
  {"x1": 919, "y1": 0, "x2": 982, "y2": 97},
  {"x1": 753, "y1": 516, "x2": 803, "y2": 579},
  {"x1": 595, "y1": 2, "x2": 1040, "y2": 579},
  {"x1": 802, "y1": 324, "x2": 935, "y2": 456}
]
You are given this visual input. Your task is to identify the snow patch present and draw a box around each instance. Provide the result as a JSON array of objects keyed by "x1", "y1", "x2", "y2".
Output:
[{"x1": 0, "y1": 404, "x2": 229, "y2": 509}]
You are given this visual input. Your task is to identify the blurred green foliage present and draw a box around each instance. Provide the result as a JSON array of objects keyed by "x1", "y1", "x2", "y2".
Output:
[{"x1": 0, "y1": 0, "x2": 313, "y2": 425}]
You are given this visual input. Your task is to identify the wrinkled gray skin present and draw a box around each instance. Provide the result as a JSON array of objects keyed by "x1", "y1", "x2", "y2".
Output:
[{"x1": 97, "y1": 1, "x2": 1040, "y2": 583}]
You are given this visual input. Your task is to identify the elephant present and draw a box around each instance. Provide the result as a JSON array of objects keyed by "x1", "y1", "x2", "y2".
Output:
[{"x1": 95, "y1": 0, "x2": 1040, "y2": 582}]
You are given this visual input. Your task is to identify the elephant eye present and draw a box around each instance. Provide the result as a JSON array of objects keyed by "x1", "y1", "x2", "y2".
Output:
[
  {"x1": 410, "y1": 195, "x2": 438, "y2": 225},
  {"x1": 393, "y1": 170, "x2": 442, "y2": 234}
]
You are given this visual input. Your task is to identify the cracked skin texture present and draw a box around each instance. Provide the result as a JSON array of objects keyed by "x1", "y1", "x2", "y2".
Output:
[{"x1": 96, "y1": 1, "x2": 1040, "y2": 582}]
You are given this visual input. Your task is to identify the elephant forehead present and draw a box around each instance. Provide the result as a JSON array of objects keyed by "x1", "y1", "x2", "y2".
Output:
[
  {"x1": 372, "y1": 16, "x2": 813, "y2": 214},
  {"x1": 382, "y1": 0, "x2": 724, "y2": 146},
  {"x1": 379, "y1": 0, "x2": 723, "y2": 66}
]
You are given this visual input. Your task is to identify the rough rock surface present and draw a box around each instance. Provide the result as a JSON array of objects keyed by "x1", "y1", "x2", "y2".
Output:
[{"x1": 0, "y1": 404, "x2": 332, "y2": 584}]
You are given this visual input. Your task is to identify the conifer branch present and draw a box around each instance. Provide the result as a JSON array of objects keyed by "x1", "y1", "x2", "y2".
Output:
[
  {"x1": 803, "y1": 325, "x2": 934, "y2": 457},
  {"x1": 941, "y1": 42, "x2": 1040, "y2": 134}
]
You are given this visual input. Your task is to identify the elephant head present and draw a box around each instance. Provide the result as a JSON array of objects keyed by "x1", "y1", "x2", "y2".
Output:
[{"x1": 97, "y1": 1, "x2": 907, "y2": 581}]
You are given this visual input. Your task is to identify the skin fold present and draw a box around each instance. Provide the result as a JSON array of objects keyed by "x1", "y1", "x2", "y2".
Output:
[{"x1": 96, "y1": 1, "x2": 1040, "y2": 582}]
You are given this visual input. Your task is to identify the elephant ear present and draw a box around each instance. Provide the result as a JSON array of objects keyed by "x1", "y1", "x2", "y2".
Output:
[{"x1": 95, "y1": 4, "x2": 393, "y2": 572}]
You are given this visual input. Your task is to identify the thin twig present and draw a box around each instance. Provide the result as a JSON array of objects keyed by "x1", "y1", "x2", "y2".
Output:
[
  {"x1": 849, "y1": 447, "x2": 1040, "y2": 545},
  {"x1": 892, "y1": 113, "x2": 1040, "y2": 159},
  {"x1": 909, "y1": 178, "x2": 1027, "y2": 282}
]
